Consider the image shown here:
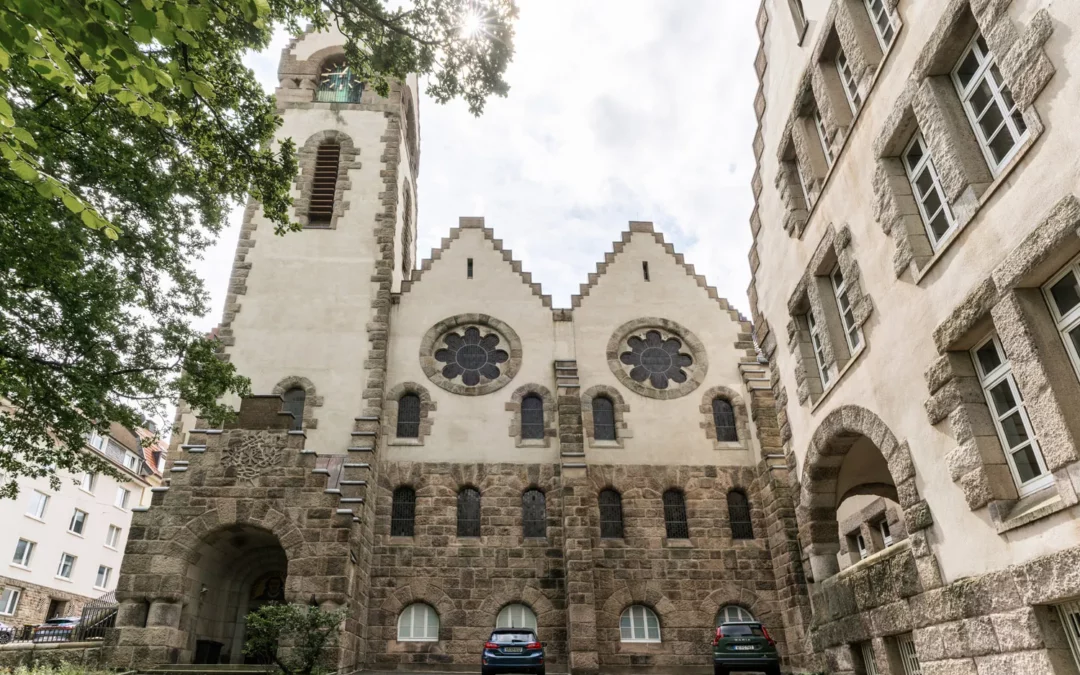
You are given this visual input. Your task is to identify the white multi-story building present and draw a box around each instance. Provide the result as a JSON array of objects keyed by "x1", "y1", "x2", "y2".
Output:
[{"x1": 0, "y1": 423, "x2": 163, "y2": 628}]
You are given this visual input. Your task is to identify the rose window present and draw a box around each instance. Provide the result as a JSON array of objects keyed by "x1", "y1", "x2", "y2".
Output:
[
  {"x1": 619, "y1": 330, "x2": 693, "y2": 389},
  {"x1": 434, "y1": 326, "x2": 509, "y2": 386}
]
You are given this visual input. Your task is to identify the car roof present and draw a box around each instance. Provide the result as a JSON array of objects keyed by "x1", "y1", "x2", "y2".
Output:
[
  {"x1": 718, "y1": 621, "x2": 762, "y2": 626},
  {"x1": 491, "y1": 627, "x2": 536, "y2": 633}
]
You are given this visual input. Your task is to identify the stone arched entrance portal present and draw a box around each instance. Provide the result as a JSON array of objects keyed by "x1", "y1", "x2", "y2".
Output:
[{"x1": 183, "y1": 524, "x2": 288, "y2": 664}]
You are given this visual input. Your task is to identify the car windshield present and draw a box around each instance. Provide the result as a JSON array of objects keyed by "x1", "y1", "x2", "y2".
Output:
[
  {"x1": 491, "y1": 632, "x2": 535, "y2": 643},
  {"x1": 720, "y1": 624, "x2": 764, "y2": 637}
]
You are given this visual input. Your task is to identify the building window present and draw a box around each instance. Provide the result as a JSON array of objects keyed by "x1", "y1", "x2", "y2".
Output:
[
  {"x1": 12, "y1": 539, "x2": 34, "y2": 567},
  {"x1": 496, "y1": 604, "x2": 537, "y2": 630},
  {"x1": 80, "y1": 473, "x2": 97, "y2": 493},
  {"x1": 864, "y1": 0, "x2": 897, "y2": 49},
  {"x1": 599, "y1": 489, "x2": 624, "y2": 539},
  {"x1": 897, "y1": 634, "x2": 922, "y2": 675},
  {"x1": 316, "y1": 58, "x2": 363, "y2": 103},
  {"x1": 522, "y1": 489, "x2": 546, "y2": 539},
  {"x1": 68, "y1": 509, "x2": 88, "y2": 536},
  {"x1": 0, "y1": 587, "x2": 19, "y2": 616},
  {"x1": 831, "y1": 264, "x2": 861, "y2": 352},
  {"x1": 26, "y1": 490, "x2": 48, "y2": 519},
  {"x1": 662, "y1": 489, "x2": 689, "y2": 539},
  {"x1": 879, "y1": 519, "x2": 893, "y2": 547},
  {"x1": 397, "y1": 603, "x2": 439, "y2": 642},
  {"x1": 520, "y1": 394, "x2": 545, "y2": 440},
  {"x1": 105, "y1": 525, "x2": 122, "y2": 549},
  {"x1": 308, "y1": 142, "x2": 341, "y2": 225},
  {"x1": 856, "y1": 533, "x2": 869, "y2": 559},
  {"x1": 860, "y1": 641, "x2": 880, "y2": 675},
  {"x1": 95, "y1": 565, "x2": 112, "y2": 590},
  {"x1": 716, "y1": 605, "x2": 755, "y2": 624},
  {"x1": 1044, "y1": 257, "x2": 1080, "y2": 382},
  {"x1": 390, "y1": 486, "x2": 416, "y2": 537},
  {"x1": 620, "y1": 606, "x2": 661, "y2": 643},
  {"x1": 785, "y1": 0, "x2": 808, "y2": 43},
  {"x1": 813, "y1": 106, "x2": 833, "y2": 166},
  {"x1": 86, "y1": 431, "x2": 107, "y2": 452},
  {"x1": 56, "y1": 553, "x2": 76, "y2": 579},
  {"x1": 952, "y1": 33, "x2": 1028, "y2": 174},
  {"x1": 971, "y1": 335, "x2": 1052, "y2": 496},
  {"x1": 282, "y1": 387, "x2": 306, "y2": 432},
  {"x1": 122, "y1": 452, "x2": 140, "y2": 472},
  {"x1": 902, "y1": 132, "x2": 955, "y2": 247},
  {"x1": 396, "y1": 393, "x2": 421, "y2": 439},
  {"x1": 836, "y1": 48, "x2": 862, "y2": 113},
  {"x1": 1056, "y1": 600, "x2": 1080, "y2": 671},
  {"x1": 807, "y1": 311, "x2": 830, "y2": 386},
  {"x1": 712, "y1": 398, "x2": 738, "y2": 442},
  {"x1": 115, "y1": 487, "x2": 131, "y2": 510},
  {"x1": 457, "y1": 487, "x2": 481, "y2": 537},
  {"x1": 727, "y1": 491, "x2": 754, "y2": 540},
  {"x1": 592, "y1": 396, "x2": 616, "y2": 441},
  {"x1": 401, "y1": 184, "x2": 414, "y2": 279}
]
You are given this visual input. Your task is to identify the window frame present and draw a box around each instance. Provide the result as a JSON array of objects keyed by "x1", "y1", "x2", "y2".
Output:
[
  {"x1": 308, "y1": 142, "x2": 342, "y2": 225},
  {"x1": 122, "y1": 452, "x2": 140, "y2": 472},
  {"x1": 56, "y1": 553, "x2": 76, "y2": 580},
  {"x1": 397, "y1": 603, "x2": 439, "y2": 642},
  {"x1": 105, "y1": 525, "x2": 122, "y2": 549},
  {"x1": 879, "y1": 519, "x2": 893, "y2": 547},
  {"x1": 457, "y1": 487, "x2": 481, "y2": 538},
  {"x1": 521, "y1": 489, "x2": 546, "y2": 539},
  {"x1": 80, "y1": 472, "x2": 97, "y2": 494},
  {"x1": 0, "y1": 587, "x2": 20, "y2": 616},
  {"x1": 1042, "y1": 257, "x2": 1080, "y2": 384},
  {"x1": 68, "y1": 508, "x2": 88, "y2": 536},
  {"x1": 1056, "y1": 600, "x2": 1080, "y2": 672},
  {"x1": 662, "y1": 489, "x2": 689, "y2": 540},
  {"x1": 395, "y1": 393, "x2": 421, "y2": 439},
  {"x1": 807, "y1": 311, "x2": 831, "y2": 386},
  {"x1": 860, "y1": 641, "x2": 881, "y2": 675},
  {"x1": 520, "y1": 394, "x2": 545, "y2": 441},
  {"x1": 115, "y1": 487, "x2": 131, "y2": 510},
  {"x1": 902, "y1": 132, "x2": 956, "y2": 248},
  {"x1": 712, "y1": 398, "x2": 738, "y2": 443},
  {"x1": 716, "y1": 605, "x2": 755, "y2": 625},
  {"x1": 971, "y1": 334, "x2": 1054, "y2": 496},
  {"x1": 897, "y1": 634, "x2": 923, "y2": 675},
  {"x1": 951, "y1": 33, "x2": 1029, "y2": 175},
  {"x1": 619, "y1": 605, "x2": 661, "y2": 643},
  {"x1": 863, "y1": 0, "x2": 897, "y2": 50},
  {"x1": 598, "y1": 489, "x2": 624, "y2": 539},
  {"x1": 496, "y1": 603, "x2": 537, "y2": 631},
  {"x1": 26, "y1": 490, "x2": 49, "y2": 519},
  {"x1": 95, "y1": 565, "x2": 112, "y2": 590},
  {"x1": 390, "y1": 486, "x2": 416, "y2": 537},
  {"x1": 830, "y1": 263, "x2": 862, "y2": 352},
  {"x1": 12, "y1": 539, "x2": 34, "y2": 567},
  {"x1": 813, "y1": 107, "x2": 834, "y2": 166},
  {"x1": 726, "y1": 490, "x2": 754, "y2": 540},
  {"x1": 836, "y1": 48, "x2": 862, "y2": 114},
  {"x1": 856, "y1": 533, "x2": 869, "y2": 559},
  {"x1": 591, "y1": 396, "x2": 616, "y2": 441}
]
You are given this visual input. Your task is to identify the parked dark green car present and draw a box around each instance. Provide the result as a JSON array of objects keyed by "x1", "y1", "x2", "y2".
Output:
[{"x1": 712, "y1": 621, "x2": 781, "y2": 675}]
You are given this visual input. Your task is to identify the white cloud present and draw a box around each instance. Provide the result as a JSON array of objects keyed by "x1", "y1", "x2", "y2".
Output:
[{"x1": 194, "y1": 0, "x2": 758, "y2": 332}]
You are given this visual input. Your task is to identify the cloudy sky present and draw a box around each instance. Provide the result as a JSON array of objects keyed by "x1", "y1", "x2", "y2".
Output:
[{"x1": 197, "y1": 1, "x2": 760, "y2": 330}]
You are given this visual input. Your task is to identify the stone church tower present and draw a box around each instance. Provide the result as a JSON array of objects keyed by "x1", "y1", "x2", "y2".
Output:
[{"x1": 110, "y1": 27, "x2": 811, "y2": 674}]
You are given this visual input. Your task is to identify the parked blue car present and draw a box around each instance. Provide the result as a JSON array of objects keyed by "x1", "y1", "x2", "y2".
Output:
[{"x1": 482, "y1": 628, "x2": 545, "y2": 675}]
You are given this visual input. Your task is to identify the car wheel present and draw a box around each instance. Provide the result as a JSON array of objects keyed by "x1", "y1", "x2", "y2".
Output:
[
  {"x1": 763, "y1": 666, "x2": 782, "y2": 675},
  {"x1": 0, "y1": 632, "x2": 11, "y2": 645},
  {"x1": 535, "y1": 668, "x2": 545, "y2": 675},
  {"x1": 481, "y1": 668, "x2": 493, "y2": 675},
  {"x1": 713, "y1": 665, "x2": 727, "y2": 675}
]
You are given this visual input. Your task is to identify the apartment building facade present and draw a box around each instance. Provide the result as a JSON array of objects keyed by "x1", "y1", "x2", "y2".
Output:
[
  {"x1": 0, "y1": 423, "x2": 163, "y2": 628},
  {"x1": 749, "y1": 0, "x2": 1080, "y2": 673}
]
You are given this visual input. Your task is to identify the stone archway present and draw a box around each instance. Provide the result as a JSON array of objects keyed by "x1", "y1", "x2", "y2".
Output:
[{"x1": 798, "y1": 405, "x2": 933, "y2": 582}]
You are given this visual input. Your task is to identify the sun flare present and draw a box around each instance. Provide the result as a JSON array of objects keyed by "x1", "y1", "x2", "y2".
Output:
[{"x1": 460, "y1": 10, "x2": 484, "y2": 38}]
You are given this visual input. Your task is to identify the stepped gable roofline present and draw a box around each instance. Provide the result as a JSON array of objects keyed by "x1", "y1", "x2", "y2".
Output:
[{"x1": 399, "y1": 216, "x2": 553, "y2": 308}]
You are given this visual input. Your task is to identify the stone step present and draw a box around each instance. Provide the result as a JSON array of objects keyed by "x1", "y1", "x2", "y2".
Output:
[
  {"x1": 350, "y1": 430, "x2": 377, "y2": 437},
  {"x1": 339, "y1": 497, "x2": 364, "y2": 504},
  {"x1": 344, "y1": 462, "x2": 371, "y2": 470},
  {"x1": 561, "y1": 462, "x2": 587, "y2": 469},
  {"x1": 180, "y1": 444, "x2": 206, "y2": 452},
  {"x1": 347, "y1": 446, "x2": 375, "y2": 453},
  {"x1": 340, "y1": 480, "x2": 368, "y2": 486}
]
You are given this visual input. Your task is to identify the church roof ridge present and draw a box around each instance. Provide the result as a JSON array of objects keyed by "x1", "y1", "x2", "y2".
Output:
[{"x1": 399, "y1": 216, "x2": 553, "y2": 308}]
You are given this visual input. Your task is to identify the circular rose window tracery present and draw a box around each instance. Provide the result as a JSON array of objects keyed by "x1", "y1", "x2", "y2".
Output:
[
  {"x1": 607, "y1": 318, "x2": 707, "y2": 399},
  {"x1": 420, "y1": 314, "x2": 522, "y2": 396}
]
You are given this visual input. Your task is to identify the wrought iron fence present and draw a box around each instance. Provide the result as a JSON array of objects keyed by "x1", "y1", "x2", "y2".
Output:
[{"x1": 0, "y1": 591, "x2": 116, "y2": 645}]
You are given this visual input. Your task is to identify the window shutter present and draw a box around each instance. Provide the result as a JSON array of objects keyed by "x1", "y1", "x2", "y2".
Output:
[{"x1": 309, "y1": 143, "x2": 341, "y2": 224}]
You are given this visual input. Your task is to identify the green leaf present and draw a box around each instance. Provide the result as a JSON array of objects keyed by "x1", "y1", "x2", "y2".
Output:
[
  {"x1": 131, "y1": 100, "x2": 152, "y2": 116},
  {"x1": 34, "y1": 179, "x2": 56, "y2": 197},
  {"x1": 186, "y1": 7, "x2": 209, "y2": 31},
  {"x1": 9, "y1": 159, "x2": 39, "y2": 181},
  {"x1": 93, "y1": 73, "x2": 114, "y2": 93},
  {"x1": 131, "y1": 2, "x2": 156, "y2": 29},
  {"x1": 11, "y1": 127, "x2": 36, "y2": 148},
  {"x1": 175, "y1": 29, "x2": 198, "y2": 47},
  {"x1": 0, "y1": 46, "x2": 9, "y2": 70},
  {"x1": 193, "y1": 80, "x2": 213, "y2": 100},
  {"x1": 61, "y1": 192, "x2": 86, "y2": 213},
  {"x1": 80, "y1": 209, "x2": 101, "y2": 229},
  {"x1": 130, "y1": 25, "x2": 153, "y2": 44}
]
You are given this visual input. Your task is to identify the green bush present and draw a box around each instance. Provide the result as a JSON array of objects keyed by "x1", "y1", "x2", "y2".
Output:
[{"x1": 243, "y1": 603, "x2": 347, "y2": 675}]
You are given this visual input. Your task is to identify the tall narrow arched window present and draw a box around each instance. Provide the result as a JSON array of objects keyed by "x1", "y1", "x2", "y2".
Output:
[
  {"x1": 308, "y1": 142, "x2": 341, "y2": 225},
  {"x1": 457, "y1": 487, "x2": 481, "y2": 537},
  {"x1": 716, "y1": 605, "x2": 755, "y2": 625},
  {"x1": 712, "y1": 398, "x2": 738, "y2": 442},
  {"x1": 592, "y1": 396, "x2": 615, "y2": 441},
  {"x1": 316, "y1": 59, "x2": 363, "y2": 103},
  {"x1": 522, "y1": 489, "x2": 546, "y2": 538},
  {"x1": 598, "y1": 489, "x2": 623, "y2": 539},
  {"x1": 391, "y1": 486, "x2": 416, "y2": 537},
  {"x1": 662, "y1": 489, "x2": 688, "y2": 539},
  {"x1": 521, "y1": 394, "x2": 544, "y2": 440},
  {"x1": 282, "y1": 388, "x2": 306, "y2": 431},
  {"x1": 496, "y1": 604, "x2": 537, "y2": 630},
  {"x1": 401, "y1": 184, "x2": 414, "y2": 279},
  {"x1": 396, "y1": 393, "x2": 421, "y2": 438},
  {"x1": 727, "y1": 490, "x2": 754, "y2": 540}
]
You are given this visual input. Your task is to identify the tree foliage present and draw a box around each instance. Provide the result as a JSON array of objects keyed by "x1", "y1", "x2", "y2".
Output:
[
  {"x1": 244, "y1": 603, "x2": 348, "y2": 675},
  {"x1": 0, "y1": 0, "x2": 517, "y2": 497}
]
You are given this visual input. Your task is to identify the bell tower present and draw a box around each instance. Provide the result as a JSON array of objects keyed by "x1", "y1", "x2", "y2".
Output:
[{"x1": 214, "y1": 26, "x2": 420, "y2": 456}]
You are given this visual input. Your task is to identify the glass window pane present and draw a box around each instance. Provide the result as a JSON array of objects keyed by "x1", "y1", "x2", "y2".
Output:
[
  {"x1": 914, "y1": 168, "x2": 935, "y2": 197},
  {"x1": 989, "y1": 381, "x2": 1019, "y2": 417},
  {"x1": 970, "y1": 80, "x2": 996, "y2": 116},
  {"x1": 1011, "y1": 445, "x2": 1043, "y2": 483},
  {"x1": 1069, "y1": 325, "x2": 1080, "y2": 358},
  {"x1": 905, "y1": 141, "x2": 923, "y2": 173},
  {"x1": 645, "y1": 612, "x2": 659, "y2": 639},
  {"x1": 633, "y1": 609, "x2": 645, "y2": 637},
  {"x1": 929, "y1": 211, "x2": 952, "y2": 240},
  {"x1": 956, "y1": 51, "x2": 981, "y2": 88},
  {"x1": 976, "y1": 342, "x2": 1002, "y2": 375},
  {"x1": 999, "y1": 412, "x2": 1030, "y2": 449},
  {"x1": 987, "y1": 127, "x2": 1016, "y2": 164},
  {"x1": 1050, "y1": 272, "x2": 1080, "y2": 317},
  {"x1": 920, "y1": 183, "x2": 943, "y2": 216}
]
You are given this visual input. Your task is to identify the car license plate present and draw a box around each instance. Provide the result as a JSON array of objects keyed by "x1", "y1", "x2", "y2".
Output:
[
  {"x1": 732, "y1": 645, "x2": 757, "y2": 651},
  {"x1": 505, "y1": 647, "x2": 523, "y2": 653}
]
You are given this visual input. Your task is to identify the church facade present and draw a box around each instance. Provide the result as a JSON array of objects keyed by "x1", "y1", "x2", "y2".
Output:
[{"x1": 108, "y1": 27, "x2": 809, "y2": 674}]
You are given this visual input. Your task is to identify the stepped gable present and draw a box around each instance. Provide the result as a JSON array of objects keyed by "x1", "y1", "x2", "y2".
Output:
[{"x1": 398, "y1": 216, "x2": 552, "y2": 307}]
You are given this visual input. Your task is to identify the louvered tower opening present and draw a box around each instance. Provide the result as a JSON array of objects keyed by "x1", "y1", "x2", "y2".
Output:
[{"x1": 309, "y1": 142, "x2": 340, "y2": 225}]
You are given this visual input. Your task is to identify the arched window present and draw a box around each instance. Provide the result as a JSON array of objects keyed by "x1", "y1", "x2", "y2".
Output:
[
  {"x1": 391, "y1": 486, "x2": 416, "y2": 537},
  {"x1": 308, "y1": 142, "x2": 341, "y2": 225},
  {"x1": 282, "y1": 388, "x2": 306, "y2": 431},
  {"x1": 592, "y1": 396, "x2": 615, "y2": 441},
  {"x1": 712, "y1": 398, "x2": 738, "y2": 442},
  {"x1": 522, "y1": 489, "x2": 546, "y2": 538},
  {"x1": 716, "y1": 605, "x2": 755, "y2": 625},
  {"x1": 397, "y1": 603, "x2": 438, "y2": 641},
  {"x1": 662, "y1": 489, "x2": 688, "y2": 539},
  {"x1": 457, "y1": 487, "x2": 481, "y2": 537},
  {"x1": 401, "y1": 185, "x2": 414, "y2": 279},
  {"x1": 521, "y1": 394, "x2": 545, "y2": 440},
  {"x1": 496, "y1": 603, "x2": 537, "y2": 630},
  {"x1": 619, "y1": 605, "x2": 661, "y2": 643},
  {"x1": 727, "y1": 490, "x2": 754, "y2": 540},
  {"x1": 396, "y1": 393, "x2": 421, "y2": 438},
  {"x1": 598, "y1": 489, "x2": 623, "y2": 539},
  {"x1": 316, "y1": 58, "x2": 363, "y2": 103}
]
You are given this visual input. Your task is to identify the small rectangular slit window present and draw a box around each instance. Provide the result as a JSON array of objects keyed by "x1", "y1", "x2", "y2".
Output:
[
  {"x1": 467, "y1": 258, "x2": 473, "y2": 279},
  {"x1": 879, "y1": 519, "x2": 892, "y2": 547},
  {"x1": 642, "y1": 261, "x2": 650, "y2": 281}
]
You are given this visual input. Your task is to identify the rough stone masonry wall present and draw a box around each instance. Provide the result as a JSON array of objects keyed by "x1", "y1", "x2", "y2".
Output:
[{"x1": 0, "y1": 575, "x2": 95, "y2": 628}]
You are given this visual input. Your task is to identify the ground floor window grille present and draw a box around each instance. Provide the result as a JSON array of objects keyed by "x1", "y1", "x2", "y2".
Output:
[
  {"x1": 897, "y1": 634, "x2": 922, "y2": 675},
  {"x1": 859, "y1": 642, "x2": 879, "y2": 675},
  {"x1": 1058, "y1": 601, "x2": 1080, "y2": 671}
]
